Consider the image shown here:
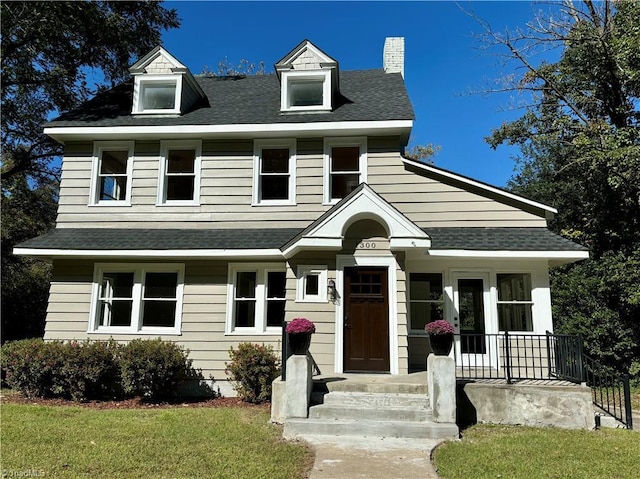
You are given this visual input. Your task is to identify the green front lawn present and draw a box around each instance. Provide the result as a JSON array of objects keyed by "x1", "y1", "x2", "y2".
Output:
[
  {"x1": 1, "y1": 404, "x2": 311, "y2": 479},
  {"x1": 434, "y1": 424, "x2": 640, "y2": 479}
]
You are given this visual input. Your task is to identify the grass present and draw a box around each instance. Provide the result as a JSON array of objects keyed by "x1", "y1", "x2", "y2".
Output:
[
  {"x1": 0, "y1": 404, "x2": 312, "y2": 479},
  {"x1": 433, "y1": 424, "x2": 640, "y2": 479},
  {"x1": 630, "y1": 385, "x2": 640, "y2": 411}
]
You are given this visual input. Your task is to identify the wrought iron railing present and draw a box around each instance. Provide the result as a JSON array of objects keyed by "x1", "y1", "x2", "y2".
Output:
[
  {"x1": 454, "y1": 331, "x2": 633, "y2": 430},
  {"x1": 455, "y1": 331, "x2": 583, "y2": 383},
  {"x1": 583, "y1": 354, "x2": 633, "y2": 430}
]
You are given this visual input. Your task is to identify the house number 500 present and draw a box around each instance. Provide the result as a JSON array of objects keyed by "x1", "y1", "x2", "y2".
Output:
[{"x1": 357, "y1": 241, "x2": 377, "y2": 249}]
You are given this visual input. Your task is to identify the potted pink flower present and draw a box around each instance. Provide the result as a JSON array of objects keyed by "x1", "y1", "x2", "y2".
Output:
[
  {"x1": 285, "y1": 318, "x2": 316, "y2": 355},
  {"x1": 425, "y1": 319, "x2": 455, "y2": 355}
]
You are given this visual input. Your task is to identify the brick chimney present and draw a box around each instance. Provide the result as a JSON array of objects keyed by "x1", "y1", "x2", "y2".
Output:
[{"x1": 383, "y1": 37, "x2": 404, "y2": 78}]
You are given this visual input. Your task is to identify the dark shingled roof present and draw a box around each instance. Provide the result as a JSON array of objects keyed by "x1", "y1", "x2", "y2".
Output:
[
  {"x1": 46, "y1": 70, "x2": 415, "y2": 127},
  {"x1": 16, "y1": 227, "x2": 587, "y2": 253},
  {"x1": 425, "y1": 228, "x2": 588, "y2": 251},
  {"x1": 16, "y1": 228, "x2": 303, "y2": 250}
]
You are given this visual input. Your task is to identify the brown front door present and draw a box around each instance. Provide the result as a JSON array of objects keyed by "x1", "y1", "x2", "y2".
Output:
[{"x1": 344, "y1": 267, "x2": 390, "y2": 372}]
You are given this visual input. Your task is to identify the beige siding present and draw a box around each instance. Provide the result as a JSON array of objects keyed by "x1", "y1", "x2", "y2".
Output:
[
  {"x1": 55, "y1": 136, "x2": 546, "y2": 229},
  {"x1": 44, "y1": 258, "x2": 340, "y2": 382}
]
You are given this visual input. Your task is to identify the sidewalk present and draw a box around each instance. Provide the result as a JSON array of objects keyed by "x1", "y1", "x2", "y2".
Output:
[{"x1": 304, "y1": 436, "x2": 442, "y2": 479}]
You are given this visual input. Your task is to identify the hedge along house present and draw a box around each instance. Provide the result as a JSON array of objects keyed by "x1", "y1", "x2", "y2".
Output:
[{"x1": 15, "y1": 38, "x2": 588, "y2": 396}]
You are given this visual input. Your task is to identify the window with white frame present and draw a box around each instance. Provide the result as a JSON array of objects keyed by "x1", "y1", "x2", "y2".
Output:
[
  {"x1": 409, "y1": 273, "x2": 445, "y2": 333},
  {"x1": 91, "y1": 142, "x2": 134, "y2": 205},
  {"x1": 296, "y1": 265, "x2": 328, "y2": 302},
  {"x1": 324, "y1": 137, "x2": 367, "y2": 203},
  {"x1": 91, "y1": 264, "x2": 184, "y2": 334},
  {"x1": 132, "y1": 76, "x2": 181, "y2": 115},
  {"x1": 253, "y1": 139, "x2": 296, "y2": 205},
  {"x1": 158, "y1": 140, "x2": 201, "y2": 205},
  {"x1": 281, "y1": 70, "x2": 331, "y2": 112},
  {"x1": 228, "y1": 264, "x2": 287, "y2": 333},
  {"x1": 497, "y1": 273, "x2": 534, "y2": 331}
]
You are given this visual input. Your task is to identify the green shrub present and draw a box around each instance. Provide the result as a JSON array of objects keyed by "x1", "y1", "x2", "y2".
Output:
[
  {"x1": 119, "y1": 338, "x2": 193, "y2": 400},
  {"x1": 225, "y1": 343, "x2": 280, "y2": 403},
  {"x1": 58, "y1": 340, "x2": 121, "y2": 401},
  {"x1": 1, "y1": 339, "x2": 65, "y2": 398}
]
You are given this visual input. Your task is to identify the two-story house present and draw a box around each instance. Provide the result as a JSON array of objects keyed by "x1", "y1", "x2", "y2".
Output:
[{"x1": 15, "y1": 38, "x2": 588, "y2": 395}]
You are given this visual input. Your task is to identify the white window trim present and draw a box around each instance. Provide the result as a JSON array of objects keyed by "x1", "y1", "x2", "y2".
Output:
[
  {"x1": 132, "y1": 75, "x2": 183, "y2": 115},
  {"x1": 252, "y1": 139, "x2": 297, "y2": 206},
  {"x1": 281, "y1": 70, "x2": 332, "y2": 112},
  {"x1": 323, "y1": 137, "x2": 367, "y2": 204},
  {"x1": 225, "y1": 263, "x2": 286, "y2": 335},
  {"x1": 89, "y1": 141, "x2": 135, "y2": 206},
  {"x1": 407, "y1": 271, "x2": 445, "y2": 336},
  {"x1": 89, "y1": 263, "x2": 184, "y2": 336},
  {"x1": 157, "y1": 139, "x2": 202, "y2": 206},
  {"x1": 296, "y1": 265, "x2": 328, "y2": 303}
]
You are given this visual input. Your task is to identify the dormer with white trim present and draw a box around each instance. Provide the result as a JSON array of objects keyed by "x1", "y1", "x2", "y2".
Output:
[
  {"x1": 275, "y1": 40, "x2": 339, "y2": 113},
  {"x1": 129, "y1": 46, "x2": 206, "y2": 116}
]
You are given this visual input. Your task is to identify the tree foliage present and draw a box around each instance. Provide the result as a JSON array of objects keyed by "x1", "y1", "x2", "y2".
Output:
[
  {"x1": 404, "y1": 143, "x2": 441, "y2": 164},
  {"x1": 0, "y1": 1, "x2": 180, "y2": 342},
  {"x1": 474, "y1": 0, "x2": 640, "y2": 374},
  {"x1": 1, "y1": 0, "x2": 180, "y2": 184}
]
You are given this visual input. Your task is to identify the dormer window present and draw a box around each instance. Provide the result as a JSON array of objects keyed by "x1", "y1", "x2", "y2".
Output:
[
  {"x1": 141, "y1": 81, "x2": 177, "y2": 110},
  {"x1": 281, "y1": 71, "x2": 331, "y2": 112},
  {"x1": 128, "y1": 46, "x2": 206, "y2": 116},
  {"x1": 133, "y1": 75, "x2": 181, "y2": 115},
  {"x1": 276, "y1": 40, "x2": 338, "y2": 113}
]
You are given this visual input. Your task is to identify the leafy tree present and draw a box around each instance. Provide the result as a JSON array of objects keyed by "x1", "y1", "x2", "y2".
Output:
[
  {"x1": 404, "y1": 143, "x2": 441, "y2": 164},
  {"x1": 1, "y1": 1, "x2": 180, "y2": 184},
  {"x1": 0, "y1": 1, "x2": 180, "y2": 342},
  {"x1": 472, "y1": 0, "x2": 640, "y2": 374}
]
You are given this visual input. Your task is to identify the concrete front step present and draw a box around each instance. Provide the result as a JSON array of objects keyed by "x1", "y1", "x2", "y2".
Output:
[
  {"x1": 309, "y1": 403, "x2": 432, "y2": 422},
  {"x1": 322, "y1": 391, "x2": 430, "y2": 408},
  {"x1": 315, "y1": 379, "x2": 427, "y2": 395},
  {"x1": 284, "y1": 417, "x2": 459, "y2": 440}
]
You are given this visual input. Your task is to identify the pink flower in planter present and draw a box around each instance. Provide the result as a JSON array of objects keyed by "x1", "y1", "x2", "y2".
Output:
[
  {"x1": 425, "y1": 319, "x2": 455, "y2": 335},
  {"x1": 286, "y1": 317, "x2": 316, "y2": 334}
]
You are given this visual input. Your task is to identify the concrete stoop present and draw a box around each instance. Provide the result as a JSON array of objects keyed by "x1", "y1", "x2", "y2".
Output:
[{"x1": 283, "y1": 379, "x2": 459, "y2": 442}]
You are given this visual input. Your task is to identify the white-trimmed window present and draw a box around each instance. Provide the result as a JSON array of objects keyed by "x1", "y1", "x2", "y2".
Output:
[
  {"x1": 90, "y1": 141, "x2": 134, "y2": 205},
  {"x1": 90, "y1": 264, "x2": 184, "y2": 335},
  {"x1": 158, "y1": 140, "x2": 201, "y2": 205},
  {"x1": 227, "y1": 264, "x2": 287, "y2": 334},
  {"x1": 132, "y1": 75, "x2": 182, "y2": 115},
  {"x1": 253, "y1": 139, "x2": 296, "y2": 205},
  {"x1": 323, "y1": 137, "x2": 367, "y2": 203},
  {"x1": 296, "y1": 265, "x2": 328, "y2": 302},
  {"x1": 281, "y1": 70, "x2": 332, "y2": 112},
  {"x1": 408, "y1": 273, "x2": 445, "y2": 334},
  {"x1": 497, "y1": 273, "x2": 534, "y2": 331}
]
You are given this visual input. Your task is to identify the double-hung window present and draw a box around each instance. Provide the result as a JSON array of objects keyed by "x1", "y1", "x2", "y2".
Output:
[
  {"x1": 158, "y1": 140, "x2": 201, "y2": 205},
  {"x1": 408, "y1": 273, "x2": 445, "y2": 334},
  {"x1": 497, "y1": 273, "x2": 534, "y2": 331},
  {"x1": 91, "y1": 264, "x2": 184, "y2": 335},
  {"x1": 324, "y1": 137, "x2": 367, "y2": 203},
  {"x1": 253, "y1": 139, "x2": 296, "y2": 205},
  {"x1": 227, "y1": 264, "x2": 287, "y2": 334},
  {"x1": 91, "y1": 142, "x2": 134, "y2": 205}
]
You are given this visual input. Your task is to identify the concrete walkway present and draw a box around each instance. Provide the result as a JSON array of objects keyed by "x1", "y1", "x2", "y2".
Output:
[{"x1": 304, "y1": 436, "x2": 442, "y2": 479}]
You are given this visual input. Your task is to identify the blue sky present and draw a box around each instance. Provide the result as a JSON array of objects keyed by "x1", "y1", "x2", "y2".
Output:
[{"x1": 162, "y1": 1, "x2": 550, "y2": 187}]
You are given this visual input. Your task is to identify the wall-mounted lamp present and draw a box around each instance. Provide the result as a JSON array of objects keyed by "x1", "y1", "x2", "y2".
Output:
[{"x1": 327, "y1": 279, "x2": 338, "y2": 303}]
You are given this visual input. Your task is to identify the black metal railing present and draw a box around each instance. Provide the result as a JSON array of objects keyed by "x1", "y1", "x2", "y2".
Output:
[
  {"x1": 583, "y1": 354, "x2": 633, "y2": 430},
  {"x1": 455, "y1": 331, "x2": 583, "y2": 383}
]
